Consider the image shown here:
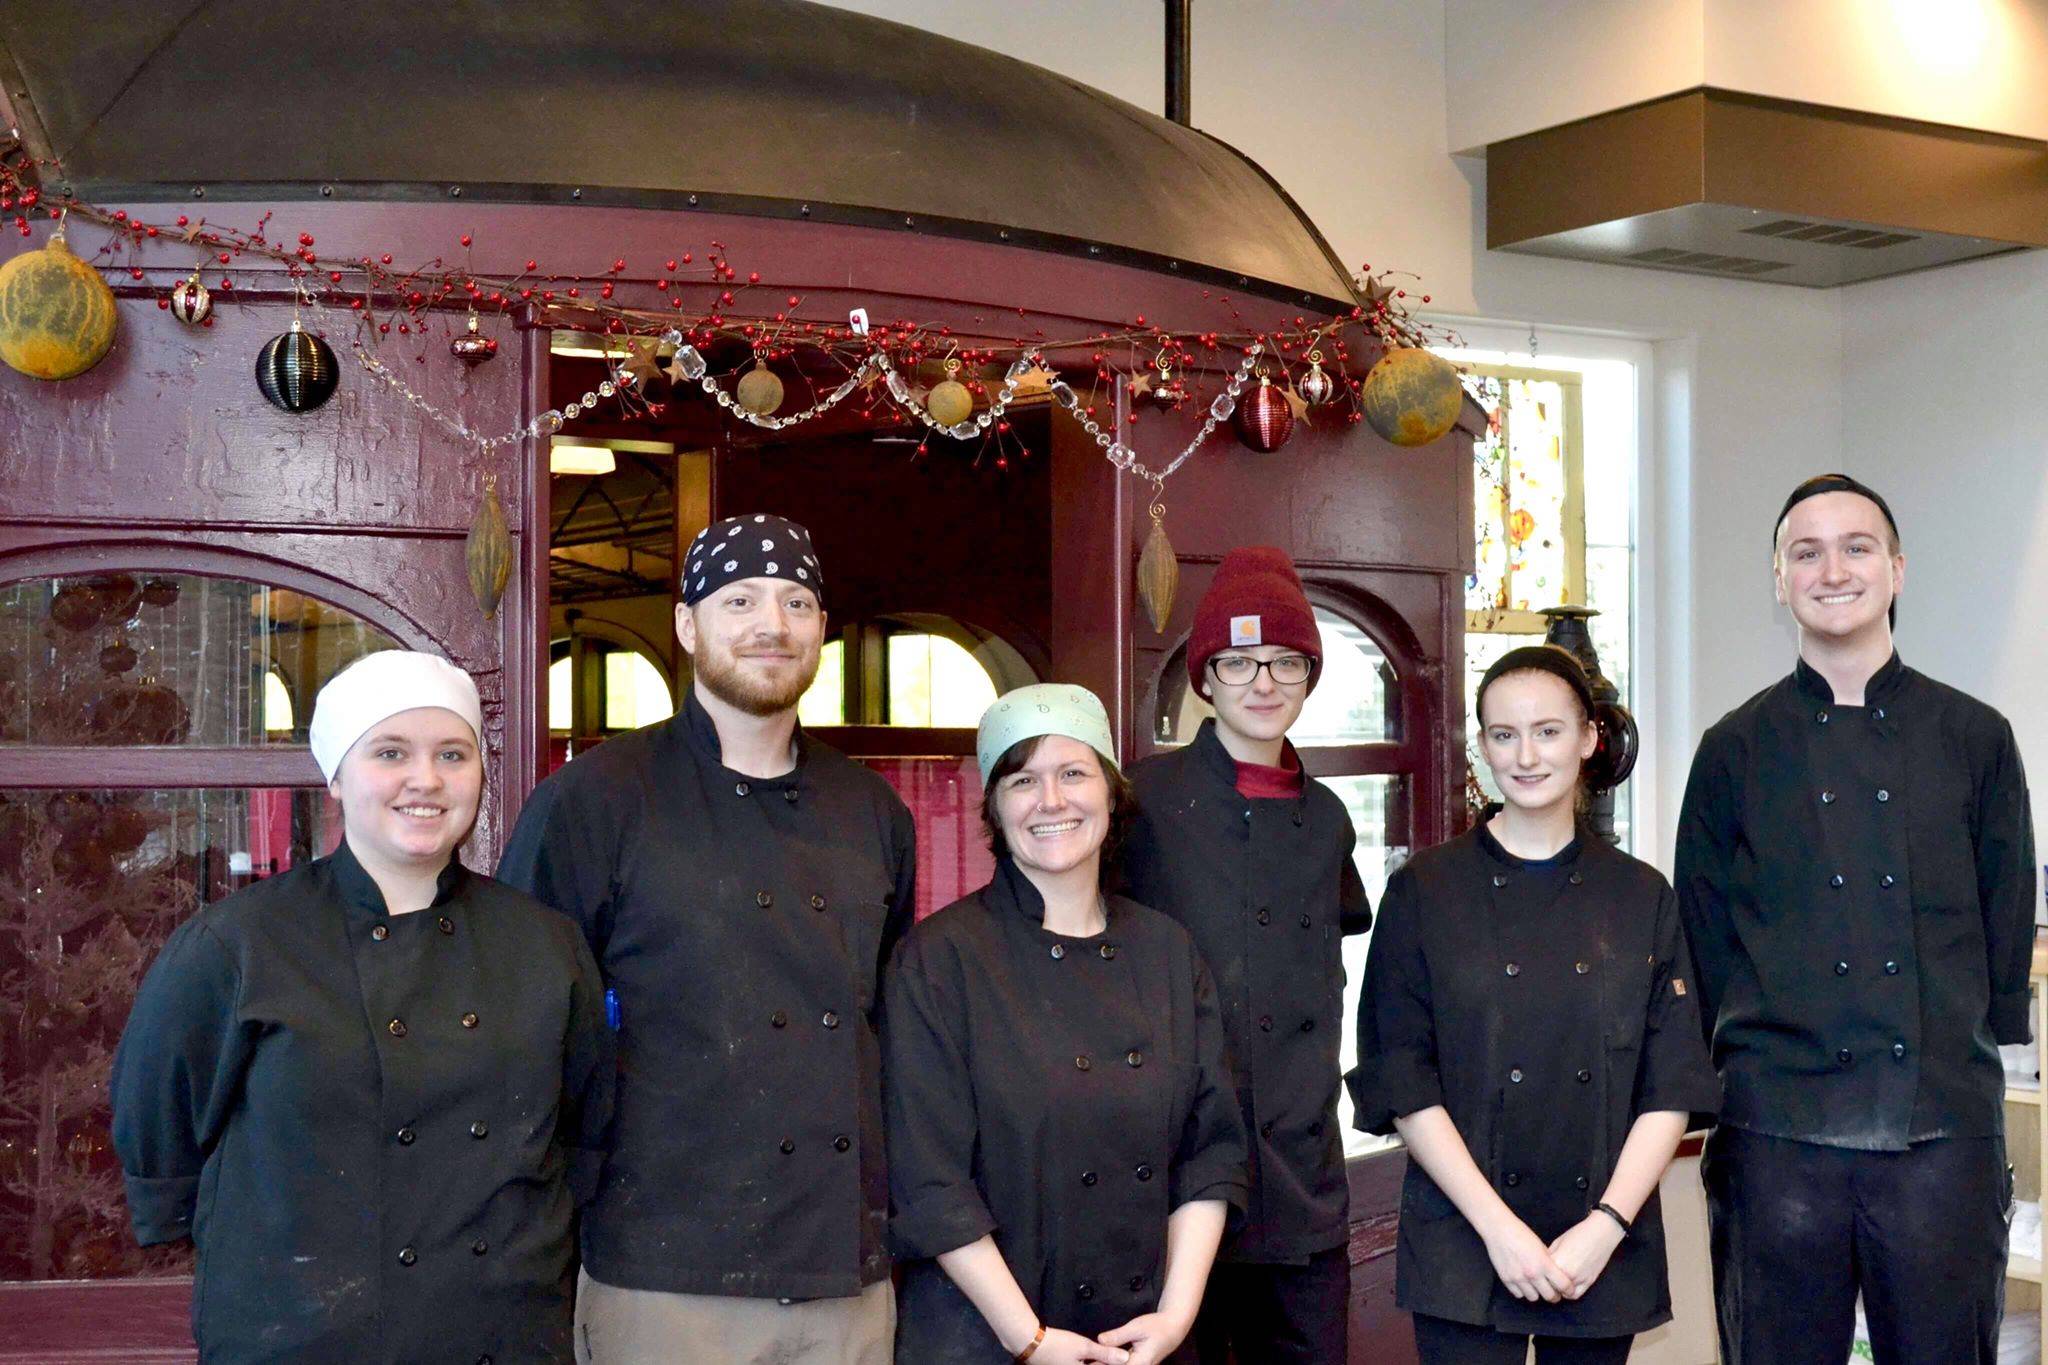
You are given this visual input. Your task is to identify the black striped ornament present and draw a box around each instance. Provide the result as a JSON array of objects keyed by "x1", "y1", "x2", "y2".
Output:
[{"x1": 255, "y1": 320, "x2": 338, "y2": 412}]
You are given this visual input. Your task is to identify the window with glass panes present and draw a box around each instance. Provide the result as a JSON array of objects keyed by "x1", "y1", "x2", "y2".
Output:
[
  {"x1": 1455, "y1": 359, "x2": 1636, "y2": 849},
  {"x1": 0, "y1": 571, "x2": 398, "y2": 1283}
]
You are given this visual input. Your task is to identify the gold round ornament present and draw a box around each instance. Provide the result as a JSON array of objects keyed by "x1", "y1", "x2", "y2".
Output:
[
  {"x1": 1360, "y1": 347, "x2": 1462, "y2": 447},
  {"x1": 927, "y1": 372, "x2": 973, "y2": 427},
  {"x1": 736, "y1": 364, "x2": 785, "y2": 415},
  {"x1": 0, "y1": 231, "x2": 118, "y2": 380}
]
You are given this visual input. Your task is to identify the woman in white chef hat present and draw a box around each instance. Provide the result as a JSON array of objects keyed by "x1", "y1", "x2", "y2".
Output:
[{"x1": 112, "y1": 649, "x2": 614, "y2": 1364}]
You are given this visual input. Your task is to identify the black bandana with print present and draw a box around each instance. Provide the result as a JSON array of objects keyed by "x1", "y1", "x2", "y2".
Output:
[{"x1": 682, "y1": 513, "x2": 824, "y2": 606}]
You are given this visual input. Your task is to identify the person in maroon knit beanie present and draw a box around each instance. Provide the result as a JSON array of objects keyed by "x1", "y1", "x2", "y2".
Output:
[{"x1": 1120, "y1": 546, "x2": 1372, "y2": 1365}]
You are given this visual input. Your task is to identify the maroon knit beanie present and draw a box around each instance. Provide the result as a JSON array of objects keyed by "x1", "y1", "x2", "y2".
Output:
[{"x1": 1186, "y1": 547, "x2": 1322, "y2": 696}]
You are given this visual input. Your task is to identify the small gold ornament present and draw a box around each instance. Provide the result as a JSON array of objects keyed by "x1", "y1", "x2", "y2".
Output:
[
  {"x1": 1136, "y1": 501, "x2": 1180, "y2": 634},
  {"x1": 1148, "y1": 350, "x2": 1187, "y2": 408},
  {"x1": 465, "y1": 473, "x2": 513, "y2": 620},
  {"x1": 926, "y1": 358, "x2": 973, "y2": 426},
  {"x1": 736, "y1": 363, "x2": 785, "y2": 415}
]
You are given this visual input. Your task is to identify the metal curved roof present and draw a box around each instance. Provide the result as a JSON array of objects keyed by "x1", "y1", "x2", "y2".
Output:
[{"x1": 0, "y1": 0, "x2": 1358, "y2": 308}]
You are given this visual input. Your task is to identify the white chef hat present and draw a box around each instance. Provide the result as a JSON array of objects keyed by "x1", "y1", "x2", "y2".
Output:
[{"x1": 308, "y1": 650, "x2": 483, "y2": 782}]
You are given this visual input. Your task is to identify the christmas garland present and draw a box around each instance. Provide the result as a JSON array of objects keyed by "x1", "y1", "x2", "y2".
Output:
[{"x1": 0, "y1": 156, "x2": 1471, "y2": 624}]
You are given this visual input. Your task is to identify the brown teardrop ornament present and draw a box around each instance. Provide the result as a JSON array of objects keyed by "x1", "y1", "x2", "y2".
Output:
[
  {"x1": 1136, "y1": 503, "x2": 1179, "y2": 635},
  {"x1": 466, "y1": 473, "x2": 513, "y2": 620}
]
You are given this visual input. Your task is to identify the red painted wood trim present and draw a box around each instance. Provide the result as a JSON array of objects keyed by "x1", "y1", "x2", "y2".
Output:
[
  {"x1": 0, "y1": 1278, "x2": 194, "y2": 1362},
  {"x1": 1296, "y1": 744, "x2": 1417, "y2": 779},
  {"x1": 804, "y1": 726, "x2": 978, "y2": 758},
  {"x1": 0, "y1": 746, "x2": 324, "y2": 788}
]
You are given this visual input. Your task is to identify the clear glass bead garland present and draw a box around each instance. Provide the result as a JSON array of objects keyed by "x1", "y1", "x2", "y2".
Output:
[{"x1": 338, "y1": 304, "x2": 1267, "y2": 481}]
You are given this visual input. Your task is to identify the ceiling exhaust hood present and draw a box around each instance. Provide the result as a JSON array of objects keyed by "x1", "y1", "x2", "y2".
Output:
[{"x1": 1486, "y1": 89, "x2": 2048, "y2": 287}]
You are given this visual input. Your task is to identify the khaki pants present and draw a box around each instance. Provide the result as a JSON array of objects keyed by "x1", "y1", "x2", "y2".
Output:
[{"x1": 575, "y1": 1267, "x2": 896, "y2": 1365}]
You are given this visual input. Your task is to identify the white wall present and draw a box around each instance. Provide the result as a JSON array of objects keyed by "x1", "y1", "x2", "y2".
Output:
[
  {"x1": 826, "y1": 0, "x2": 1848, "y2": 868},
  {"x1": 1447, "y1": 0, "x2": 2048, "y2": 152},
  {"x1": 1841, "y1": 249, "x2": 2048, "y2": 872}
]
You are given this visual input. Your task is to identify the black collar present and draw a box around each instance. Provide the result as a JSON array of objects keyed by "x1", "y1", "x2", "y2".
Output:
[
  {"x1": 1190, "y1": 718, "x2": 1309, "y2": 807},
  {"x1": 674, "y1": 689, "x2": 811, "y2": 790},
  {"x1": 1475, "y1": 818, "x2": 1587, "y2": 871},
  {"x1": 987, "y1": 855, "x2": 1116, "y2": 937},
  {"x1": 326, "y1": 838, "x2": 467, "y2": 921},
  {"x1": 1792, "y1": 650, "x2": 1907, "y2": 707}
]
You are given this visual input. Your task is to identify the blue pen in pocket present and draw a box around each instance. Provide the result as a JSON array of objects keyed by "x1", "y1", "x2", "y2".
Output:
[{"x1": 604, "y1": 987, "x2": 621, "y2": 1031}]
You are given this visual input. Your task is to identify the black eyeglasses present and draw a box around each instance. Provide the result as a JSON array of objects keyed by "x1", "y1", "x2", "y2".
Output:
[{"x1": 1209, "y1": 654, "x2": 1314, "y2": 686}]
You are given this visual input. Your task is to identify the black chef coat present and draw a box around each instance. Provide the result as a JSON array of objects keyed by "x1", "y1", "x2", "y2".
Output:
[
  {"x1": 1675, "y1": 653, "x2": 2037, "y2": 1150},
  {"x1": 882, "y1": 858, "x2": 1250, "y2": 1362},
  {"x1": 109, "y1": 841, "x2": 613, "y2": 1365},
  {"x1": 1120, "y1": 720, "x2": 1371, "y2": 1263},
  {"x1": 497, "y1": 692, "x2": 917, "y2": 1300},
  {"x1": 1349, "y1": 826, "x2": 1720, "y2": 1337}
]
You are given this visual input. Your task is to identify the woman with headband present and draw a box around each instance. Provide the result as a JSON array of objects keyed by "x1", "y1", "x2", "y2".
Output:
[
  {"x1": 1350, "y1": 646, "x2": 1719, "y2": 1364},
  {"x1": 111, "y1": 650, "x2": 614, "y2": 1364},
  {"x1": 883, "y1": 684, "x2": 1248, "y2": 1364}
]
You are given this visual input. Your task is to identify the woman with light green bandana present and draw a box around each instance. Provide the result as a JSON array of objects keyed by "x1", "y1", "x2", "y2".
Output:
[{"x1": 882, "y1": 684, "x2": 1249, "y2": 1365}]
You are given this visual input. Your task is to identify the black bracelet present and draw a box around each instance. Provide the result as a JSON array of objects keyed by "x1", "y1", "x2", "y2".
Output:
[{"x1": 1594, "y1": 1202, "x2": 1632, "y2": 1236}]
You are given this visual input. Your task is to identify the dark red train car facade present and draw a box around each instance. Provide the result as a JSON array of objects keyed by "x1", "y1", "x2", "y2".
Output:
[{"x1": 0, "y1": 4, "x2": 1475, "y2": 1358}]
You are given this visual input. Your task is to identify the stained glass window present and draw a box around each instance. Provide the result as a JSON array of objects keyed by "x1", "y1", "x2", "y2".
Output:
[
  {"x1": 1444, "y1": 350, "x2": 1638, "y2": 850},
  {"x1": 1466, "y1": 366, "x2": 1585, "y2": 629}
]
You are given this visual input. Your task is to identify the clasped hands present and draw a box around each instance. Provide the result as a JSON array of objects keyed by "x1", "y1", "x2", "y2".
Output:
[
  {"x1": 1007, "y1": 1310, "x2": 1193, "y2": 1365},
  {"x1": 1482, "y1": 1210, "x2": 1625, "y2": 1304}
]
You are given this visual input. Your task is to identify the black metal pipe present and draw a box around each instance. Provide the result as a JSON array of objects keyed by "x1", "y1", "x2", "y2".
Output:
[{"x1": 1164, "y1": 0, "x2": 1191, "y2": 125}]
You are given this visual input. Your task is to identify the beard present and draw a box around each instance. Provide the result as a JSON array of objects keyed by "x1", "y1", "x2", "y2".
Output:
[{"x1": 691, "y1": 635, "x2": 822, "y2": 718}]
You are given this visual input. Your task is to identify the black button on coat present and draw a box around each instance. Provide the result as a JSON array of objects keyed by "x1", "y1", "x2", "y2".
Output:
[
  {"x1": 497, "y1": 693, "x2": 917, "y2": 1299},
  {"x1": 1349, "y1": 828, "x2": 1719, "y2": 1337},
  {"x1": 109, "y1": 842, "x2": 614, "y2": 1364},
  {"x1": 1676, "y1": 654, "x2": 2037, "y2": 1150},
  {"x1": 883, "y1": 859, "x2": 1249, "y2": 1362},
  {"x1": 1119, "y1": 721, "x2": 1371, "y2": 1263}
]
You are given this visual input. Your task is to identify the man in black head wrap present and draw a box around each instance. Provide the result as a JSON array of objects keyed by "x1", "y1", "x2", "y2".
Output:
[
  {"x1": 1676, "y1": 474, "x2": 2036, "y2": 1363},
  {"x1": 500, "y1": 513, "x2": 917, "y2": 1364}
]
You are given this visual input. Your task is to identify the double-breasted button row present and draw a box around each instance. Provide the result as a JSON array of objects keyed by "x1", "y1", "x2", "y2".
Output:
[
  {"x1": 770, "y1": 1134, "x2": 855, "y2": 1156},
  {"x1": 1820, "y1": 788, "x2": 1891, "y2": 805},
  {"x1": 1830, "y1": 960, "x2": 1903, "y2": 977},
  {"x1": 763, "y1": 1008, "x2": 844, "y2": 1030}
]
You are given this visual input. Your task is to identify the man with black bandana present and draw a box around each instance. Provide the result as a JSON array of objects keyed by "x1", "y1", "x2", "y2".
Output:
[
  {"x1": 1676, "y1": 474, "x2": 2037, "y2": 1364},
  {"x1": 499, "y1": 513, "x2": 916, "y2": 1365}
]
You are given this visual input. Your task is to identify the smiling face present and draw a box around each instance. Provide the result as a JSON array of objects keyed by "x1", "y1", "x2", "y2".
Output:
[
  {"x1": 1204, "y1": 643, "x2": 1312, "y2": 747},
  {"x1": 676, "y1": 576, "x2": 826, "y2": 718},
  {"x1": 988, "y1": 734, "x2": 1114, "y2": 881},
  {"x1": 1773, "y1": 491, "x2": 1903, "y2": 646},
  {"x1": 1479, "y1": 671, "x2": 1598, "y2": 818},
  {"x1": 329, "y1": 706, "x2": 482, "y2": 872}
]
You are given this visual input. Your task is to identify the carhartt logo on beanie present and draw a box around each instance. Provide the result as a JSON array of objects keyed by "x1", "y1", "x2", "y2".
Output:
[{"x1": 1187, "y1": 547, "x2": 1321, "y2": 695}]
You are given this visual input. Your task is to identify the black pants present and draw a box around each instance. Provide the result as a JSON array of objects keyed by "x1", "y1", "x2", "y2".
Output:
[
  {"x1": 1703, "y1": 1126, "x2": 2009, "y2": 1365},
  {"x1": 1411, "y1": 1314, "x2": 1633, "y2": 1364},
  {"x1": 1191, "y1": 1245, "x2": 1349, "y2": 1365}
]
